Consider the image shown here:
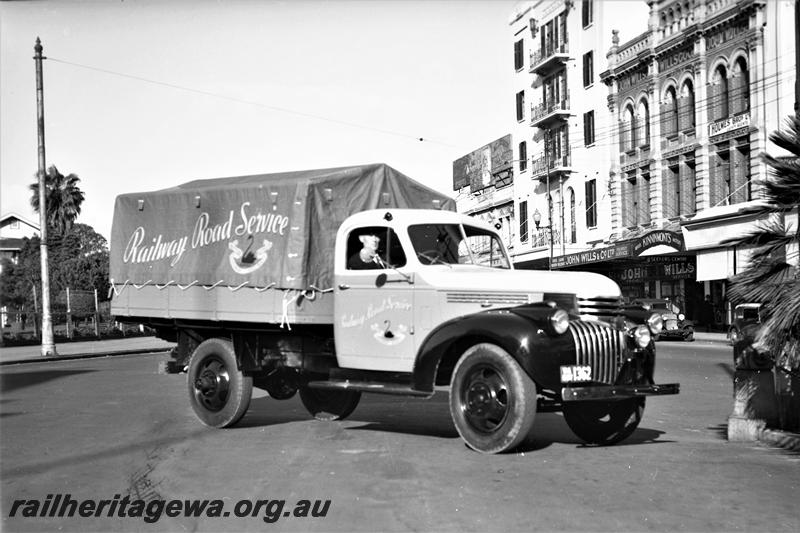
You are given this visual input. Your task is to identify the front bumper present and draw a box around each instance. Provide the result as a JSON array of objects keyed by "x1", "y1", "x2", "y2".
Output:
[{"x1": 562, "y1": 383, "x2": 680, "y2": 401}]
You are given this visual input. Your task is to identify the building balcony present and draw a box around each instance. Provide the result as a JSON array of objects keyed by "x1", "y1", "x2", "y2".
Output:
[
  {"x1": 530, "y1": 95, "x2": 570, "y2": 128},
  {"x1": 529, "y1": 42, "x2": 571, "y2": 76},
  {"x1": 530, "y1": 151, "x2": 572, "y2": 182}
]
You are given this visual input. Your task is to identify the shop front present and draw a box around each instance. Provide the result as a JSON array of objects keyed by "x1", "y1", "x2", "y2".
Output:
[
  {"x1": 541, "y1": 229, "x2": 705, "y2": 323},
  {"x1": 680, "y1": 202, "x2": 768, "y2": 331}
]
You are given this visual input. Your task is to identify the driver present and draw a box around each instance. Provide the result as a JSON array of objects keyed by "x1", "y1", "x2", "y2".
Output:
[{"x1": 347, "y1": 231, "x2": 387, "y2": 270}]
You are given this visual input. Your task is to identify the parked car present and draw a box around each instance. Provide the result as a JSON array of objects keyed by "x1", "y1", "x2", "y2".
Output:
[
  {"x1": 729, "y1": 303, "x2": 763, "y2": 346},
  {"x1": 631, "y1": 298, "x2": 695, "y2": 342}
]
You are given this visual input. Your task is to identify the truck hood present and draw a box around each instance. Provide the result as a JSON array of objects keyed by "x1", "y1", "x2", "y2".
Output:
[{"x1": 414, "y1": 266, "x2": 621, "y2": 300}]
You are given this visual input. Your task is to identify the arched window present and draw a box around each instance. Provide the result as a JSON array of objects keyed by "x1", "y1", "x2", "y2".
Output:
[
  {"x1": 623, "y1": 104, "x2": 636, "y2": 151},
  {"x1": 730, "y1": 57, "x2": 750, "y2": 114},
  {"x1": 679, "y1": 79, "x2": 696, "y2": 131},
  {"x1": 637, "y1": 99, "x2": 650, "y2": 147},
  {"x1": 663, "y1": 87, "x2": 679, "y2": 136},
  {"x1": 568, "y1": 187, "x2": 576, "y2": 244},
  {"x1": 711, "y1": 65, "x2": 729, "y2": 120}
]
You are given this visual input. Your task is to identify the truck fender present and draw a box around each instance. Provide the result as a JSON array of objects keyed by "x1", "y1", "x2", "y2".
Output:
[{"x1": 411, "y1": 308, "x2": 575, "y2": 394}]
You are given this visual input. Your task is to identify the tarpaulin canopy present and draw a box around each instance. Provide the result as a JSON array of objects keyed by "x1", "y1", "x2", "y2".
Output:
[{"x1": 110, "y1": 163, "x2": 455, "y2": 290}]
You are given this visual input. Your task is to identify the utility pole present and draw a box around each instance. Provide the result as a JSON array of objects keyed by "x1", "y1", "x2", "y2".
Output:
[
  {"x1": 544, "y1": 131, "x2": 553, "y2": 270},
  {"x1": 35, "y1": 37, "x2": 56, "y2": 357}
]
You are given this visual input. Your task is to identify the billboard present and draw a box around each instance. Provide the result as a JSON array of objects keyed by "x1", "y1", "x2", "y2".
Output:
[{"x1": 452, "y1": 135, "x2": 513, "y2": 192}]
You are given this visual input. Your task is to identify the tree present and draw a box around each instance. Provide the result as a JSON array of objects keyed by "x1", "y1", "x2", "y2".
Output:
[
  {"x1": 0, "y1": 224, "x2": 110, "y2": 322},
  {"x1": 29, "y1": 165, "x2": 85, "y2": 236},
  {"x1": 725, "y1": 114, "x2": 800, "y2": 370}
]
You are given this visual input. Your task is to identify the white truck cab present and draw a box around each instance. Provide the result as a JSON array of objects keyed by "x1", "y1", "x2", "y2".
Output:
[{"x1": 334, "y1": 209, "x2": 621, "y2": 373}]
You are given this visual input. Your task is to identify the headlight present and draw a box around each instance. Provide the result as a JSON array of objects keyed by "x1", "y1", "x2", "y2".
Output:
[
  {"x1": 633, "y1": 324, "x2": 651, "y2": 348},
  {"x1": 549, "y1": 309, "x2": 570, "y2": 335},
  {"x1": 678, "y1": 313, "x2": 685, "y2": 321},
  {"x1": 647, "y1": 313, "x2": 663, "y2": 334}
]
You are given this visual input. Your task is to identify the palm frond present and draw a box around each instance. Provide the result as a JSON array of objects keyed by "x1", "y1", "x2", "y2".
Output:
[
  {"x1": 768, "y1": 114, "x2": 800, "y2": 157},
  {"x1": 728, "y1": 261, "x2": 796, "y2": 304}
]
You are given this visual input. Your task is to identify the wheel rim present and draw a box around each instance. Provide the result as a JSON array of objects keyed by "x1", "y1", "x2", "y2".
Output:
[
  {"x1": 192, "y1": 355, "x2": 230, "y2": 412},
  {"x1": 460, "y1": 364, "x2": 509, "y2": 434}
]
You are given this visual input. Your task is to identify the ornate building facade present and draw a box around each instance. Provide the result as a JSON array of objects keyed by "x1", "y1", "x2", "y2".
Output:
[{"x1": 600, "y1": 0, "x2": 796, "y2": 327}]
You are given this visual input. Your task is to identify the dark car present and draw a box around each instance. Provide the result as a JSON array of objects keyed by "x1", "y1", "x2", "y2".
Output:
[
  {"x1": 729, "y1": 303, "x2": 763, "y2": 346},
  {"x1": 631, "y1": 298, "x2": 695, "y2": 342}
]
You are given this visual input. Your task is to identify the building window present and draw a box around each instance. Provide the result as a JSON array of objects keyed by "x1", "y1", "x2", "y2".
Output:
[
  {"x1": 542, "y1": 71, "x2": 568, "y2": 108},
  {"x1": 680, "y1": 158, "x2": 697, "y2": 215},
  {"x1": 637, "y1": 99, "x2": 650, "y2": 147},
  {"x1": 583, "y1": 110, "x2": 595, "y2": 146},
  {"x1": 516, "y1": 91, "x2": 525, "y2": 122},
  {"x1": 710, "y1": 146, "x2": 732, "y2": 206},
  {"x1": 583, "y1": 51, "x2": 594, "y2": 87},
  {"x1": 678, "y1": 80, "x2": 696, "y2": 132},
  {"x1": 663, "y1": 160, "x2": 680, "y2": 219},
  {"x1": 621, "y1": 104, "x2": 636, "y2": 152},
  {"x1": 568, "y1": 188, "x2": 576, "y2": 244},
  {"x1": 514, "y1": 39, "x2": 524, "y2": 71},
  {"x1": 732, "y1": 144, "x2": 751, "y2": 204},
  {"x1": 519, "y1": 200, "x2": 529, "y2": 243},
  {"x1": 711, "y1": 66, "x2": 729, "y2": 121},
  {"x1": 519, "y1": 141, "x2": 528, "y2": 172},
  {"x1": 730, "y1": 58, "x2": 750, "y2": 115},
  {"x1": 582, "y1": 0, "x2": 593, "y2": 28},
  {"x1": 638, "y1": 172, "x2": 651, "y2": 225},
  {"x1": 662, "y1": 86, "x2": 678, "y2": 137},
  {"x1": 585, "y1": 179, "x2": 597, "y2": 228}
]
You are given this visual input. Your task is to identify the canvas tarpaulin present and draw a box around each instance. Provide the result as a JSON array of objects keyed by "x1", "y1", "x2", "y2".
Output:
[{"x1": 110, "y1": 163, "x2": 455, "y2": 290}]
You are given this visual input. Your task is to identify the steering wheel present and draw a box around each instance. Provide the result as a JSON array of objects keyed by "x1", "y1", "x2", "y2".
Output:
[{"x1": 417, "y1": 250, "x2": 444, "y2": 265}]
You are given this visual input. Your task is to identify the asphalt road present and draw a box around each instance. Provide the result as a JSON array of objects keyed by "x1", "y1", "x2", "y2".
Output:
[{"x1": 1, "y1": 341, "x2": 798, "y2": 532}]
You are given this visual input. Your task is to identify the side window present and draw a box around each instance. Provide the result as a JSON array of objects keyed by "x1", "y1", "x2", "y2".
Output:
[{"x1": 345, "y1": 226, "x2": 406, "y2": 270}]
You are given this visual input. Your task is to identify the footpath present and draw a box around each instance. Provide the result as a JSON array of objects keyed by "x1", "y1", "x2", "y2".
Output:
[
  {"x1": 1, "y1": 331, "x2": 796, "y2": 452},
  {"x1": 0, "y1": 336, "x2": 175, "y2": 365}
]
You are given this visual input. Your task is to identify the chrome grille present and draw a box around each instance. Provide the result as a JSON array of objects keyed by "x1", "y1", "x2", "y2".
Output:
[
  {"x1": 569, "y1": 320, "x2": 625, "y2": 384},
  {"x1": 577, "y1": 296, "x2": 622, "y2": 322},
  {"x1": 446, "y1": 292, "x2": 529, "y2": 305}
]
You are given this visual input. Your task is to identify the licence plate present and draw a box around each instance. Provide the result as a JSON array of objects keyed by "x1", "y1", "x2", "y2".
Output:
[{"x1": 560, "y1": 365, "x2": 592, "y2": 383}]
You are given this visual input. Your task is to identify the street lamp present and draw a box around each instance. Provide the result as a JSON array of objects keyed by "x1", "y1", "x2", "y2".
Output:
[{"x1": 533, "y1": 208, "x2": 554, "y2": 270}]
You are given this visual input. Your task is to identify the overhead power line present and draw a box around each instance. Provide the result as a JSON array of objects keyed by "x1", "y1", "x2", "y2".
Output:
[{"x1": 47, "y1": 57, "x2": 458, "y2": 149}]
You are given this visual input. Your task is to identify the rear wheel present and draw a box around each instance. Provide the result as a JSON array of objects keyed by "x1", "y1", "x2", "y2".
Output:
[
  {"x1": 449, "y1": 343, "x2": 537, "y2": 454},
  {"x1": 299, "y1": 387, "x2": 361, "y2": 421},
  {"x1": 562, "y1": 398, "x2": 644, "y2": 445},
  {"x1": 187, "y1": 338, "x2": 252, "y2": 428}
]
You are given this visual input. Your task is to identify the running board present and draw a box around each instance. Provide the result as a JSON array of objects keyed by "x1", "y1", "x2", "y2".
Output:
[{"x1": 306, "y1": 380, "x2": 432, "y2": 397}]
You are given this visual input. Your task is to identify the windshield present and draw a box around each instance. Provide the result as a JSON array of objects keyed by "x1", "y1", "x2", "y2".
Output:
[{"x1": 407, "y1": 223, "x2": 510, "y2": 269}]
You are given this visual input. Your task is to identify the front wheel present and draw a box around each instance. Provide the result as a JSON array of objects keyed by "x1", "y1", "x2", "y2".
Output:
[
  {"x1": 299, "y1": 387, "x2": 361, "y2": 421},
  {"x1": 187, "y1": 338, "x2": 252, "y2": 428},
  {"x1": 562, "y1": 398, "x2": 645, "y2": 445},
  {"x1": 449, "y1": 343, "x2": 537, "y2": 454}
]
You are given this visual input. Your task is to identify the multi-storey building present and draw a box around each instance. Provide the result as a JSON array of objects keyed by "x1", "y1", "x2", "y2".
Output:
[
  {"x1": 597, "y1": 0, "x2": 796, "y2": 328},
  {"x1": 507, "y1": 0, "x2": 650, "y2": 270}
]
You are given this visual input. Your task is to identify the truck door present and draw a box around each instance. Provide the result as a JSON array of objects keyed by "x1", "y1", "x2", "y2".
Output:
[{"x1": 334, "y1": 225, "x2": 416, "y2": 372}]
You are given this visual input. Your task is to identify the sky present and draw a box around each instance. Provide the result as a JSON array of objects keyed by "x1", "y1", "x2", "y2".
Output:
[{"x1": 1, "y1": 0, "x2": 643, "y2": 242}]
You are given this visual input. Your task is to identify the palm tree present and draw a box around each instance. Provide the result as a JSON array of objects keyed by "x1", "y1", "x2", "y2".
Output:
[
  {"x1": 29, "y1": 165, "x2": 85, "y2": 236},
  {"x1": 725, "y1": 114, "x2": 800, "y2": 373}
]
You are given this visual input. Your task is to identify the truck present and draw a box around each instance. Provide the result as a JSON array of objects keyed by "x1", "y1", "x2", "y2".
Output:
[{"x1": 110, "y1": 163, "x2": 679, "y2": 454}]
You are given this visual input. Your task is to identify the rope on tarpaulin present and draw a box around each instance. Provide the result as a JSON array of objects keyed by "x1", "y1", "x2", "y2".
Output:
[{"x1": 107, "y1": 279, "x2": 334, "y2": 329}]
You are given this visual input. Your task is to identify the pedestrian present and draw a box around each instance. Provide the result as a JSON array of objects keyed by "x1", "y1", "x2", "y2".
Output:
[{"x1": 701, "y1": 295, "x2": 714, "y2": 332}]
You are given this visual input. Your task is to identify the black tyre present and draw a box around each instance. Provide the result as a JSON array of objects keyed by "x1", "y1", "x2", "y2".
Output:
[
  {"x1": 683, "y1": 328, "x2": 695, "y2": 342},
  {"x1": 299, "y1": 387, "x2": 361, "y2": 421},
  {"x1": 187, "y1": 338, "x2": 252, "y2": 428},
  {"x1": 562, "y1": 398, "x2": 645, "y2": 445},
  {"x1": 449, "y1": 343, "x2": 537, "y2": 454}
]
